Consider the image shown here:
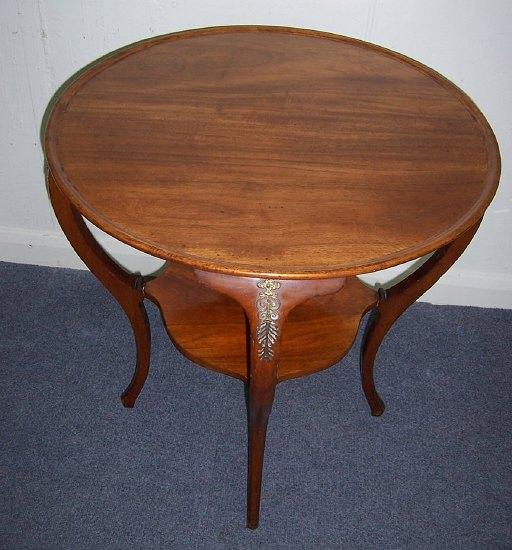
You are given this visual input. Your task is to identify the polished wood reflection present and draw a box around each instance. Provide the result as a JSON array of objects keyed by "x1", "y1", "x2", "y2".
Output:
[
  {"x1": 44, "y1": 26, "x2": 500, "y2": 529},
  {"x1": 45, "y1": 26, "x2": 499, "y2": 280}
]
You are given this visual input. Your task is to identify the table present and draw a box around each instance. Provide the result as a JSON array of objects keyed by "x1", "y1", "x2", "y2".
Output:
[{"x1": 44, "y1": 26, "x2": 500, "y2": 529}]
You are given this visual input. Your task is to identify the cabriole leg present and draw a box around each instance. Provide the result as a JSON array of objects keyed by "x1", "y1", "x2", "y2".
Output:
[
  {"x1": 48, "y1": 171, "x2": 151, "y2": 407},
  {"x1": 194, "y1": 271, "x2": 345, "y2": 528},
  {"x1": 360, "y1": 221, "x2": 481, "y2": 416},
  {"x1": 245, "y1": 279, "x2": 280, "y2": 529}
]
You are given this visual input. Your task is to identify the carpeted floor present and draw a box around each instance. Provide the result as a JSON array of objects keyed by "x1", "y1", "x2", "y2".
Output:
[{"x1": 1, "y1": 261, "x2": 511, "y2": 549}]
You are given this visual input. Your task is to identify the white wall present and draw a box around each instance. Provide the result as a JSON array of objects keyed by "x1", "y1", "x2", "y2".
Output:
[{"x1": 1, "y1": 0, "x2": 511, "y2": 307}]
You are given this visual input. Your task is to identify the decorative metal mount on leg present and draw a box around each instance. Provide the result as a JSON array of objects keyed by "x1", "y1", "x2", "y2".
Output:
[
  {"x1": 256, "y1": 280, "x2": 281, "y2": 360},
  {"x1": 194, "y1": 270, "x2": 345, "y2": 529}
]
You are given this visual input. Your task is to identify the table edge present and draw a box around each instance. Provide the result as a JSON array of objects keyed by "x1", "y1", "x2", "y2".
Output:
[{"x1": 43, "y1": 25, "x2": 501, "y2": 280}]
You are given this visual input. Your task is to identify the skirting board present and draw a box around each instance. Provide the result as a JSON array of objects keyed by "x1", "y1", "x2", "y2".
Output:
[{"x1": 1, "y1": 225, "x2": 511, "y2": 309}]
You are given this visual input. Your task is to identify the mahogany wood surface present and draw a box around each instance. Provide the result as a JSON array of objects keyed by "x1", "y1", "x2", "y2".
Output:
[
  {"x1": 44, "y1": 26, "x2": 501, "y2": 530},
  {"x1": 45, "y1": 26, "x2": 500, "y2": 279},
  {"x1": 145, "y1": 264, "x2": 377, "y2": 382},
  {"x1": 48, "y1": 171, "x2": 151, "y2": 408},
  {"x1": 145, "y1": 266, "x2": 375, "y2": 527},
  {"x1": 193, "y1": 270, "x2": 346, "y2": 528},
  {"x1": 360, "y1": 220, "x2": 481, "y2": 417}
]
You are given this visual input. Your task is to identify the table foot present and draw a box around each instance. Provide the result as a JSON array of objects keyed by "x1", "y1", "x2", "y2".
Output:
[
  {"x1": 360, "y1": 291, "x2": 387, "y2": 417},
  {"x1": 120, "y1": 285, "x2": 151, "y2": 408},
  {"x1": 48, "y1": 171, "x2": 151, "y2": 407},
  {"x1": 360, "y1": 221, "x2": 481, "y2": 415},
  {"x1": 195, "y1": 271, "x2": 345, "y2": 528},
  {"x1": 246, "y1": 363, "x2": 276, "y2": 530}
]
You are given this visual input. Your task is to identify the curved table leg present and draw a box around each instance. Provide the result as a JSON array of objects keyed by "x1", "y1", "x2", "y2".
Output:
[
  {"x1": 360, "y1": 221, "x2": 481, "y2": 416},
  {"x1": 48, "y1": 171, "x2": 151, "y2": 408},
  {"x1": 195, "y1": 271, "x2": 345, "y2": 528},
  {"x1": 246, "y1": 295, "x2": 278, "y2": 531}
]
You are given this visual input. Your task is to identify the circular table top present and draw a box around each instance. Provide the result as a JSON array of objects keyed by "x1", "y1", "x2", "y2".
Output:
[{"x1": 45, "y1": 26, "x2": 500, "y2": 279}]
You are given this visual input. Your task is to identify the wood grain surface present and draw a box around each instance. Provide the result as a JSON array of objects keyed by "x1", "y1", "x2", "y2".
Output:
[
  {"x1": 43, "y1": 26, "x2": 501, "y2": 529},
  {"x1": 45, "y1": 26, "x2": 500, "y2": 279},
  {"x1": 145, "y1": 263, "x2": 375, "y2": 382}
]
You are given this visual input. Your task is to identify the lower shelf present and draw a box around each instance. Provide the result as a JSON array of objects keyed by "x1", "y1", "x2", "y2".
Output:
[{"x1": 145, "y1": 265, "x2": 377, "y2": 382}]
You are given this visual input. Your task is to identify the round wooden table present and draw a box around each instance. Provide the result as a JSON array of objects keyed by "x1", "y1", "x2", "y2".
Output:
[{"x1": 44, "y1": 26, "x2": 500, "y2": 529}]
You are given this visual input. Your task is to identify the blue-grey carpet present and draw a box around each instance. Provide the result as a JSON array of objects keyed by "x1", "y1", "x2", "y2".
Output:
[{"x1": 1, "y1": 261, "x2": 511, "y2": 549}]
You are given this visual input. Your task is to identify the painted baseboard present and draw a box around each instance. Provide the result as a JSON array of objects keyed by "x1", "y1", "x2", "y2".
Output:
[
  {"x1": 0, "y1": 224, "x2": 165, "y2": 274},
  {"x1": 1, "y1": 225, "x2": 511, "y2": 309}
]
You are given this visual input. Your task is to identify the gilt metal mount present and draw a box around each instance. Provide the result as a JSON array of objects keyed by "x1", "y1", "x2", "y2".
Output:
[{"x1": 255, "y1": 280, "x2": 281, "y2": 360}]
